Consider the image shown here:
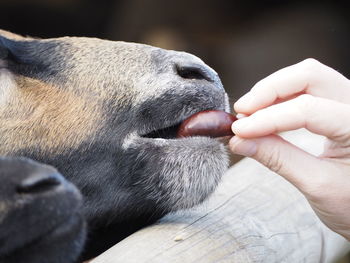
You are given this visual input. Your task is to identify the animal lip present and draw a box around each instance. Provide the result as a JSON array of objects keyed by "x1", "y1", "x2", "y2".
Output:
[{"x1": 141, "y1": 108, "x2": 226, "y2": 140}]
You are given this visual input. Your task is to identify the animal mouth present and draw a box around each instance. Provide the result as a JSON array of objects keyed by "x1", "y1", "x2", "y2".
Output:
[
  {"x1": 138, "y1": 90, "x2": 231, "y2": 140},
  {"x1": 140, "y1": 107, "x2": 222, "y2": 140},
  {"x1": 140, "y1": 108, "x2": 206, "y2": 140},
  {"x1": 141, "y1": 122, "x2": 181, "y2": 139}
]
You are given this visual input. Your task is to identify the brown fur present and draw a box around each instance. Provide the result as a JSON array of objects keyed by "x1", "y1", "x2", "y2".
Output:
[
  {"x1": 0, "y1": 73, "x2": 102, "y2": 154},
  {"x1": 0, "y1": 30, "x2": 25, "y2": 40}
]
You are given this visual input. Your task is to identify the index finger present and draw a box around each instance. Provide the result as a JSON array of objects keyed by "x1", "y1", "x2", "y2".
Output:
[
  {"x1": 234, "y1": 59, "x2": 350, "y2": 115},
  {"x1": 232, "y1": 94, "x2": 350, "y2": 142}
]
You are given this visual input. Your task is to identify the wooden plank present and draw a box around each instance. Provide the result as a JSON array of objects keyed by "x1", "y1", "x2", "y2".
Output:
[{"x1": 92, "y1": 129, "x2": 350, "y2": 263}]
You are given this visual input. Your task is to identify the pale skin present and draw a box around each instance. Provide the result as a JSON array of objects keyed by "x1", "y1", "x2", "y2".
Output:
[{"x1": 229, "y1": 58, "x2": 350, "y2": 240}]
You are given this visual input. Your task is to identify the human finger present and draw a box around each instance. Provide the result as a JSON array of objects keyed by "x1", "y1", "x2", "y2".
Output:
[
  {"x1": 232, "y1": 94, "x2": 350, "y2": 142},
  {"x1": 229, "y1": 134, "x2": 334, "y2": 194},
  {"x1": 234, "y1": 59, "x2": 350, "y2": 114}
]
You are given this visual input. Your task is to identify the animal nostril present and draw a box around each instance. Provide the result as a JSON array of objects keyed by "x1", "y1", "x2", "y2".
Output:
[
  {"x1": 176, "y1": 64, "x2": 213, "y2": 82},
  {"x1": 17, "y1": 174, "x2": 61, "y2": 194}
]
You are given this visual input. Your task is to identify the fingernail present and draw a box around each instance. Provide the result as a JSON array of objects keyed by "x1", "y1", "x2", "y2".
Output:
[
  {"x1": 236, "y1": 113, "x2": 247, "y2": 119},
  {"x1": 231, "y1": 117, "x2": 254, "y2": 134},
  {"x1": 234, "y1": 92, "x2": 254, "y2": 110},
  {"x1": 229, "y1": 136, "x2": 257, "y2": 157}
]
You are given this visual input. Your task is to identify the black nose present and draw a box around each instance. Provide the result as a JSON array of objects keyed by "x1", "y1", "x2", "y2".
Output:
[
  {"x1": 17, "y1": 173, "x2": 62, "y2": 195},
  {"x1": 176, "y1": 62, "x2": 216, "y2": 82}
]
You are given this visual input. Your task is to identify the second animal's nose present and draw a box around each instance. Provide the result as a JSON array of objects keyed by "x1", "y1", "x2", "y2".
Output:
[
  {"x1": 176, "y1": 62, "x2": 216, "y2": 82},
  {"x1": 17, "y1": 173, "x2": 62, "y2": 195}
]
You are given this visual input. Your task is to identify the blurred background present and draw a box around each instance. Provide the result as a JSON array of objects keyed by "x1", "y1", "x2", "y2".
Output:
[{"x1": 1, "y1": 0, "x2": 350, "y2": 261}]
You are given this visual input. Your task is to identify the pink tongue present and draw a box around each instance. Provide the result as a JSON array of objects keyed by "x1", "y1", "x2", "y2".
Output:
[{"x1": 176, "y1": 110, "x2": 237, "y2": 138}]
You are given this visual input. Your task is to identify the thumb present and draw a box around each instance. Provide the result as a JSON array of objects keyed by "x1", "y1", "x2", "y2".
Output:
[{"x1": 229, "y1": 134, "x2": 327, "y2": 192}]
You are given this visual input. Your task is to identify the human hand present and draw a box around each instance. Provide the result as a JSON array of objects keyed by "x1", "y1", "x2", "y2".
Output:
[{"x1": 229, "y1": 58, "x2": 350, "y2": 240}]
